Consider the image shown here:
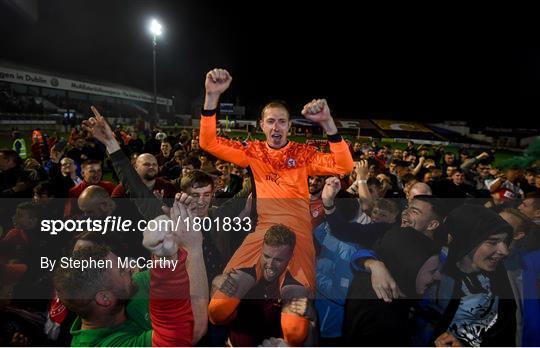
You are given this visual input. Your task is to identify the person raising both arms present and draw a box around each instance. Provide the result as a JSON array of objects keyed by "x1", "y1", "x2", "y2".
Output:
[{"x1": 200, "y1": 68, "x2": 353, "y2": 346}]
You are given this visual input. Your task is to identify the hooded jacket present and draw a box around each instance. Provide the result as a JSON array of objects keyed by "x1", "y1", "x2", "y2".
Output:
[
  {"x1": 427, "y1": 205, "x2": 517, "y2": 346},
  {"x1": 344, "y1": 227, "x2": 439, "y2": 346}
]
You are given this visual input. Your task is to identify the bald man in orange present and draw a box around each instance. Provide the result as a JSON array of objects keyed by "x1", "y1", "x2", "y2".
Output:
[{"x1": 201, "y1": 68, "x2": 353, "y2": 345}]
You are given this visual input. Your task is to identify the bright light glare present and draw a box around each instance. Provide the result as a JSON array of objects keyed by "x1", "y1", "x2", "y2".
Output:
[{"x1": 150, "y1": 19, "x2": 162, "y2": 36}]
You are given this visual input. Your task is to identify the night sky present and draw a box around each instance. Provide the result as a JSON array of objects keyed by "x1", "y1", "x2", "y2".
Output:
[{"x1": 1, "y1": 1, "x2": 539, "y2": 125}]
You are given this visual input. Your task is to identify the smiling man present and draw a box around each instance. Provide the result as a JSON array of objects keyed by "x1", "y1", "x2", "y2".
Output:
[
  {"x1": 64, "y1": 160, "x2": 116, "y2": 218},
  {"x1": 179, "y1": 170, "x2": 214, "y2": 218},
  {"x1": 322, "y1": 180, "x2": 443, "y2": 249},
  {"x1": 111, "y1": 153, "x2": 176, "y2": 201},
  {"x1": 400, "y1": 195, "x2": 442, "y2": 240},
  {"x1": 200, "y1": 68, "x2": 353, "y2": 345}
]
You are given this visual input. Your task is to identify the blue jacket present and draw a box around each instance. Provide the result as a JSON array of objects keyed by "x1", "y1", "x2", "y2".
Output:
[
  {"x1": 314, "y1": 222, "x2": 360, "y2": 338},
  {"x1": 522, "y1": 249, "x2": 540, "y2": 347}
]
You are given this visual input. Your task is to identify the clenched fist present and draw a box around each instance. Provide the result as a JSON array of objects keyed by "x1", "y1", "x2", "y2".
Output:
[
  {"x1": 142, "y1": 214, "x2": 178, "y2": 257},
  {"x1": 322, "y1": 176, "x2": 341, "y2": 207},
  {"x1": 301, "y1": 99, "x2": 331, "y2": 123},
  {"x1": 301, "y1": 98, "x2": 338, "y2": 135},
  {"x1": 205, "y1": 68, "x2": 232, "y2": 96}
]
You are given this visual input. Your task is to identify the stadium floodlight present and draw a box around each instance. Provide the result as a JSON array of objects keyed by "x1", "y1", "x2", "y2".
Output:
[
  {"x1": 148, "y1": 19, "x2": 163, "y2": 123},
  {"x1": 150, "y1": 19, "x2": 162, "y2": 37}
]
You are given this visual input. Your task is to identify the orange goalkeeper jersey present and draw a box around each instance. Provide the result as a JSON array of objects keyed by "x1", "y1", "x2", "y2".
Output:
[{"x1": 200, "y1": 113, "x2": 353, "y2": 290}]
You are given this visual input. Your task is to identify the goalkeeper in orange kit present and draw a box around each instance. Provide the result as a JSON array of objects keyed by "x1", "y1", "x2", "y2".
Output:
[{"x1": 200, "y1": 68, "x2": 354, "y2": 345}]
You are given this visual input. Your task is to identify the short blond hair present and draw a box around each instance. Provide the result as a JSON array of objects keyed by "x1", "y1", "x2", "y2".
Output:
[{"x1": 260, "y1": 100, "x2": 290, "y2": 121}]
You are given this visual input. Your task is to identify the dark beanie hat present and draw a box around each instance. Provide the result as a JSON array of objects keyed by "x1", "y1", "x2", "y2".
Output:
[
  {"x1": 444, "y1": 205, "x2": 513, "y2": 266},
  {"x1": 376, "y1": 227, "x2": 440, "y2": 297}
]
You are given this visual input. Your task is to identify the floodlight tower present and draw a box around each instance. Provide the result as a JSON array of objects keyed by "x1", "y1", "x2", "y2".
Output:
[{"x1": 149, "y1": 19, "x2": 162, "y2": 122}]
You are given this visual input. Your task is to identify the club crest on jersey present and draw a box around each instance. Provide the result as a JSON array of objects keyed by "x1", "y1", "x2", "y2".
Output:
[{"x1": 286, "y1": 158, "x2": 297, "y2": 168}]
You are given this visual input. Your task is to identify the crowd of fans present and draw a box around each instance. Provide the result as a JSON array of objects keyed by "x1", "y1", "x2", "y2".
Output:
[
  {"x1": 1, "y1": 99, "x2": 540, "y2": 346},
  {"x1": 0, "y1": 88, "x2": 50, "y2": 114}
]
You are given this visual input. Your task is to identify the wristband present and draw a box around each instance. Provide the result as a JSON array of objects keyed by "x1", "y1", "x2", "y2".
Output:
[
  {"x1": 356, "y1": 179, "x2": 368, "y2": 184},
  {"x1": 201, "y1": 108, "x2": 218, "y2": 116},
  {"x1": 323, "y1": 203, "x2": 335, "y2": 210},
  {"x1": 327, "y1": 133, "x2": 342, "y2": 142}
]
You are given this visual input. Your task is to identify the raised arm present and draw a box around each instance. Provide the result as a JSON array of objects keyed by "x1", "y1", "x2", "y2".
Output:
[
  {"x1": 354, "y1": 160, "x2": 374, "y2": 211},
  {"x1": 199, "y1": 68, "x2": 249, "y2": 167},
  {"x1": 322, "y1": 176, "x2": 391, "y2": 247},
  {"x1": 83, "y1": 106, "x2": 163, "y2": 219},
  {"x1": 308, "y1": 139, "x2": 354, "y2": 175},
  {"x1": 412, "y1": 156, "x2": 425, "y2": 176},
  {"x1": 142, "y1": 215, "x2": 194, "y2": 347},
  {"x1": 302, "y1": 100, "x2": 354, "y2": 175},
  {"x1": 170, "y1": 193, "x2": 208, "y2": 345}
]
